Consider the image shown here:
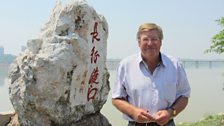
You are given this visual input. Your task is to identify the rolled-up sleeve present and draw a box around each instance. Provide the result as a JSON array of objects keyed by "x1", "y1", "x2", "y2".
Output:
[
  {"x1": 112, "y1": 62, "x2": 127, "y2": 99},
  {"x1": 176, "y1": 61, "x2": 191, "y2": 98}
]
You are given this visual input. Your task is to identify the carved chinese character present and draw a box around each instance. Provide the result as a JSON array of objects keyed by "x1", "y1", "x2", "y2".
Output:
[
  {"x1": 90, "y1": 22, "x2": 100, "y2": 43},
  {"x1": 87, "y1": 86, "x2": 98, "y2": 101},
  {"x1": 90, "y1": 46, "x2": 100, "y2": 64},
  {"x1": 87, "y1": 67, "x2": 100, "y2": 101},
  {"x1": 88, "y1": 67, "x2": 99, "y2": 84}
]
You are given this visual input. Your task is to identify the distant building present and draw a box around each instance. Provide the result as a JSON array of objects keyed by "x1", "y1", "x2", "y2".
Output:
[{"x1": 0, "y1": 46, "x2": 4, "y2": 55}]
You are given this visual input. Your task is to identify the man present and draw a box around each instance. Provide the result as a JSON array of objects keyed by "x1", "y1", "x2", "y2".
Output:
[{"x1": 112, "y1": 23, "x2": 191, "y2": 126}]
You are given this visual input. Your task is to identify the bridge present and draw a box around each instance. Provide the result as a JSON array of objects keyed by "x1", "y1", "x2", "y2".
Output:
[{"x1": 106, "y1": 59, "x2": 224, "y2": 70}]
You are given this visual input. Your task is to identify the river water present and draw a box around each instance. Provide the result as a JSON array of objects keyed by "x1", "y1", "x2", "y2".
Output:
[{"x1": 1, "y1": 64, "x2": 224, "y2": 125}]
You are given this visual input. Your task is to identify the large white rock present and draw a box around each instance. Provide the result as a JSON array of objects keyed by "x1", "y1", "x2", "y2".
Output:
[{"x1": 8, "y1": 0, "x2": 110, "y2": 125}]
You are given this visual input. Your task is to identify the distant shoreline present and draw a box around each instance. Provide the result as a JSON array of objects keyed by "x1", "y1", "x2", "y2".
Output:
[{"x1": 0, "y1": 63, "x2": 10, "y2": 68}]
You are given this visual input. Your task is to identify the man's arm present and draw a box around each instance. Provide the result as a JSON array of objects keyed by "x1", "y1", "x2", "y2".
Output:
[
  {"x1": 155, "y1": 96, "x2": 189, "y2": 125},
  {"x1": 112, "y1": 98, "x2": 155, "y2": 123},
  {"x1": 170, "y1": 96, "x2": 189, "y2": 117}
]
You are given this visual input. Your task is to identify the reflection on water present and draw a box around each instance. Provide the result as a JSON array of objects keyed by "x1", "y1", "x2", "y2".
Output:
[
  {"x1": 0, "y1": 66, "x2": 8, "y2": 86},
  {"x1": 0, "y1": 78, "x2": 4, "y2": 86},
  {"x1": 177, "y1": 68, "x2": 224, "y2": 123},
  {"x1": 0, "y1": 78, "x2": 13, "y2": 112},
  {"x1": 0, "y1": 65, "x2": 13, "y2": 112},
  {"x1": 1, "y1": 64, "x2": 224, "y2": 125}
]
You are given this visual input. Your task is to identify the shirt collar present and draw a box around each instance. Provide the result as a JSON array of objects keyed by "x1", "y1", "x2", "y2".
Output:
[
  {"x1": 160, "y1": 53, "x2": 167, "y2": 67},
  {"x1": 137, "y1": 52, "x2": 166, "y2": 67},
  {"x1": 137, "y1": 52, "x2": 143, "y2": 64}
]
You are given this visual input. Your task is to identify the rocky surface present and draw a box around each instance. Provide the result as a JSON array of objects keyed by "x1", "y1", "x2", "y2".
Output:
[
  {"x1": 0, "y1": 111, "x2": 15, "y2": 126},
  {"x1": 7, "y1": 0, "x2": 110, "y2": 125}
]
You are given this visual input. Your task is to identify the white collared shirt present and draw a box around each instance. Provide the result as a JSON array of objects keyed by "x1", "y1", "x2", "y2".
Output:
[{"x1": 112, "y1": 52, "x2": 191, "y2": 121}]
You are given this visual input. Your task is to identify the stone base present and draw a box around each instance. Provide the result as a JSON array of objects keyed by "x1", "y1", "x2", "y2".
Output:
[
  {"x1": 4, "y1": 111, "x2": 111, "y2": 126},
  {"x1": 72, "y1": 112, "x2": 111, "y2": 126},
  {"x1": 0, "y1": 111, "x2": 16, "y2": 126}
]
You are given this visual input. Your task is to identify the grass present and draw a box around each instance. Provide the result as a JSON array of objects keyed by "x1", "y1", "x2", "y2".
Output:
[{"x1": 177, "y1": 114, "x2": 224, "y2": 126}]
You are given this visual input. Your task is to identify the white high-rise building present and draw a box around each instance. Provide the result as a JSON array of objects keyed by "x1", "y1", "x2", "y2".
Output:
[{"x1": 0, "y1": 46, "x2": 4, "y2": 55}]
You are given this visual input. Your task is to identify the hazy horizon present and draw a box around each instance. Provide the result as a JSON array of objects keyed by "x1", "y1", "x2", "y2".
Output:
[{"x1": 0, "y1": 0, "x2": 224, "y2": 60}]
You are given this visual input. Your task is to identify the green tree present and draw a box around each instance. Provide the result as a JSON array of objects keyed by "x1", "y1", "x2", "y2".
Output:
[{"x1": 205, "y1": 17, "x2": 224, "y2": 54}]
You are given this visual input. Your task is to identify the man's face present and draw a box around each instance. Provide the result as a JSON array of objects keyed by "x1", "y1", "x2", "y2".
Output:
[{"x1": 138, "y1": 29, "x2": 162, "y2": 59}]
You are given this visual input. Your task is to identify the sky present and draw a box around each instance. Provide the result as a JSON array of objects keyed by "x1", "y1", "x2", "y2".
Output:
[{"x1": 0, "y1": 0, "x2": 224, "y2": 60}]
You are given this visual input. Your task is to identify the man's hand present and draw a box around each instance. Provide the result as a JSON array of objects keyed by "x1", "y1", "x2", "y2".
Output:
[
  {"x1": 132, "y1": 108, "x2": 155, "y2": 123},
  {"x1": 154, "y1": 110, "x2": 171, "y2": 126}
]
